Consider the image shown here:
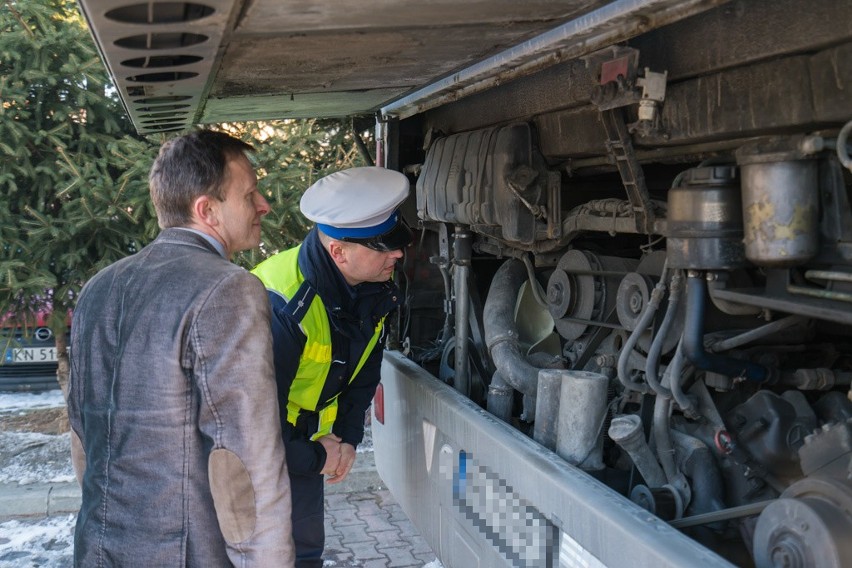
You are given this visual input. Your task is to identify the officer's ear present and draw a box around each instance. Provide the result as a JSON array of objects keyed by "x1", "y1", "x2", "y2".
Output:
[{"x1": 327, "y1": 239, "x2": 350, "y2": 265}]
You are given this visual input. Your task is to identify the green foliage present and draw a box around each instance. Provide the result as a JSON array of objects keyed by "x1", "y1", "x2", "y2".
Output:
[
  {"x1": 0, "y1": 0, "x2": 157, "y2": 331},
  {"x1": 215, "y1": 119, "x2": 372, "y2": 269},
  {"x1": 0, "y1": 0, "x2": 373, "y2": 336}
]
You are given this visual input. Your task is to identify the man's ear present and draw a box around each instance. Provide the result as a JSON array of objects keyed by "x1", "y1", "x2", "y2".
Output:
[
  {"x1": 327, "y1": 239, "x2": 348, "y2": 264},
  {"x1": 192, "y1": 195, "x2": 218, "y2": 227}
]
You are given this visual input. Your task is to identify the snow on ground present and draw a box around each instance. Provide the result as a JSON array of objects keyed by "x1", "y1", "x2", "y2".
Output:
[
  {"x1": 0, "y1": 515, "x2": 75, "y2": 568},
  {"x1": 0, "y1": 389, "x2": 74, "y2": 486},
  {"x1": 0, "y1": 388, "x2": 75, "y2": 567},
  {"x1": 0, "y1": 390, "x2": 66, "y2": 413},
  {"x1": 0, "y1": 431, "x2": 75, "y2": 486}
]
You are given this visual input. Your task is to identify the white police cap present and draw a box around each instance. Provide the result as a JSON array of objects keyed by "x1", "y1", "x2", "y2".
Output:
[{"x1": 300, "y1": 166, "x2": 413, "y2": 250}]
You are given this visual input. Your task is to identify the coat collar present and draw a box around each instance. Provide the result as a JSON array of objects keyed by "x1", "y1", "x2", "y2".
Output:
[
  {"x1": 297, "y1": 227, "x2": 402, "y2": 318},
  {"x1": 156, "y1": 227, "x2": 225, "y2": 258}
]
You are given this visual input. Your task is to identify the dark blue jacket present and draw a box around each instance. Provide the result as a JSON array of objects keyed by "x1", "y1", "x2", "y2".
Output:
[{"x1": 267, "y1": 228, "x2": 402, "y2": 474}]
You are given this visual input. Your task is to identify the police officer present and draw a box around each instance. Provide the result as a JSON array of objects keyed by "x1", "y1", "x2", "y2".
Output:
[{"x1": 252, "y1": 166, "x2": 412, "y2": 567}]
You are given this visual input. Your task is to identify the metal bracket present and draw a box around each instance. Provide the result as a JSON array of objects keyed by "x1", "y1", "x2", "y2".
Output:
[
  {"x1": 588, "y1": 50, "x2": 661, "y2": 234},
  {"x1": 546, "y1": 170, "x2": 562, "y2": 239},
  {"x1": 600, "y1": 108, "x2": 656, "y2": 234},
  {"x1": 589, "y1": 47, "x2": 642, "y2": 111},
  {"x1": 630, "y1": 69, "x2": 668, "y2": 137}
]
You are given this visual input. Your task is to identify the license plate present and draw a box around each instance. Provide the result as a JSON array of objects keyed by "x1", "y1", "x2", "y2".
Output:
[{"x1": 4, "y1": 347, "x2": 58, "y2": 364}]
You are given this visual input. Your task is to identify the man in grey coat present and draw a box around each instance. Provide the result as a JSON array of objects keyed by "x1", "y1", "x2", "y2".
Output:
[{"x1": 68, "y1": 130, "x2": 295, "y2": 567}]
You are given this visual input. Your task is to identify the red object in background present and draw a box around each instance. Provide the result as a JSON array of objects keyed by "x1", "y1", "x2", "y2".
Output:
[
  {"x1": 374, "y1": 383, "x2": 385, "y2": 425},
  {"x1": 600, "y1": 55, "x2": 631, "y2": 85},
  {"x1": 1, "y1": 305, "x2": 72, "y2": 331}
]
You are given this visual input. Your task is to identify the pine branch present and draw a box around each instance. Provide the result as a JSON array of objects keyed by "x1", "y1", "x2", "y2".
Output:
[{"x1": 4, "y1": 0, "x2": 35, "y2": 39}]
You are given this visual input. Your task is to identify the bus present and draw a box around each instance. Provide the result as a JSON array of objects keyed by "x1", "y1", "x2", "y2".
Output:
[{"x1": 78, "y1": 1, "x2": 852, "y2": 565}]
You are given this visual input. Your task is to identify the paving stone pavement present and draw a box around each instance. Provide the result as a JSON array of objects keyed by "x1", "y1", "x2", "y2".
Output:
[
  {"x1": 0, "y1": 485, "x2": 441, "y2": 568},
  {"x1": 0, "y1": 456, "x2": 442, "y2": 567},
  {"x1": 323, "y1": 489, "x2": 438, "y2": 567},
  {"x1": 0, "y1": 397, "x2": 440, "y2": 567}
]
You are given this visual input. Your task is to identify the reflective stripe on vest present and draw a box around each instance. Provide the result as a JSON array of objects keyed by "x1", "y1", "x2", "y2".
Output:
[{"x1": 252, "y1": 245, "x2": 384, "y2": 439}]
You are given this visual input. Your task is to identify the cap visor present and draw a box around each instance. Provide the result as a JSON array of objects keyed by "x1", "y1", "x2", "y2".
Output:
[
  {"x1": 342, "y1": 217, "x2": 413, "y2": 251},
  {"x1": 371, "y1": 218, "x2": 413, "y2": 251}
]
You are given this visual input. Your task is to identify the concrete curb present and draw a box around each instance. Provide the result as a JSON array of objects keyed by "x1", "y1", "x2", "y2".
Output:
[{"x1": 0, "y1": 481, "x2": 80, "y2": 520}]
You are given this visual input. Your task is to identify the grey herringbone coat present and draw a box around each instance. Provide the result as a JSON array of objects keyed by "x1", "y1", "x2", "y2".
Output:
[{"x1": 68, "y1": 228, "x2": 294, "y2": 567}]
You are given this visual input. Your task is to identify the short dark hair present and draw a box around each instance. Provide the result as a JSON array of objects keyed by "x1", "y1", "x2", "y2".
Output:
[{"x1": 149, "y1": 130, "x2": 255, "y2": 228}]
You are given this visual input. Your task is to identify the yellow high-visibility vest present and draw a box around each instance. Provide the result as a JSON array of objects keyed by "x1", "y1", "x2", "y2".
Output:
[{"x1": 252, "y1": 245, "x2": 383, "y2": 439}]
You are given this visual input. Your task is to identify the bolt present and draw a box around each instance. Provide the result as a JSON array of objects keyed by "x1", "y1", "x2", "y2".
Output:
[
  {"x1": 629, "y1": 290, "x2": 644, "y2": 313},
  {"x1": 548, "y1": 283, "x2": 563, "y2": 305}
]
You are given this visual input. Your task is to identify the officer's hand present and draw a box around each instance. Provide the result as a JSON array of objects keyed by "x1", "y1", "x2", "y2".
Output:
[
  {"x1": 326, "y1": 443, "x2": 356, "y2": 485},
  {"x1": 318, "y1": 434, "x2": 342, "y2": 475}
]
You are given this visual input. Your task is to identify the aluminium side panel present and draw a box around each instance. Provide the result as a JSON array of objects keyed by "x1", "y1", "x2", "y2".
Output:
[{"x1": 373, "y1": 352, "x2": 734, "y2": 568}]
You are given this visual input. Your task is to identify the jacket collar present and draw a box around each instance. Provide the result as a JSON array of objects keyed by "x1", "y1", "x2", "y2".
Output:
[
  {"x1": 156, "y1": 227, "x2": 225, "y2": 258},
  {"x1": 297, "y1": 227, "x2": 402, "y2": 317},
  {"x1": 298, "y1": 227, "x2": 352, "y2": 309}
]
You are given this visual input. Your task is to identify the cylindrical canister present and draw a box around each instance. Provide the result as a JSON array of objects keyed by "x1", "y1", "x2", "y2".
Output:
[
  {"x1": 555, "y1": 370, "x2": 609, "y2": 471},
  {"x1": 534, "y1": 368, "x2": 563, "y2": 451},
  {"x1": 666, "y1": 165, "x2": 747, "y2": 270},
  {"x1": 736, "y1": 139, "x2": 819, "y2": 267}
]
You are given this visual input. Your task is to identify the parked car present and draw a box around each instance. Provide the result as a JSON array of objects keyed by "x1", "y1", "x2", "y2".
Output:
[{"x1": 0, "y1": 311, "x2": 62, "y2": 392}]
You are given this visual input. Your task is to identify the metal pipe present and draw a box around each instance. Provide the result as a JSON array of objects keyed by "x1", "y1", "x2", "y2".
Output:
[
  {"x1": 709, "y1": 314, "x2": 809, "y2": 353},
  {"x1": 682, "y1": 272, "x2": 769, "y2": 383},
  {"x1": 381, "y1": 0, "x2": 731, "y2": 120},
  {"x1": 483, "y1": 259, "x2": 539, "y2": 397},
  {"x1": 779, "y1": 368, "x2": 852, "y2": 390},
  {"x1": 453, "y1": 227, "x2": 472, "y2": 396},
  {"x1": 437, "y1": 262, "x2": 453, "y2": 343},
  {"x1": 608, "y1": 414, "x2": 667, "y2": 488},
  {"x1": 806, "y1": 269, "x2": 852, "y2": 284},
  {"x1": 653, "y1": 395, "x2": 678, "y2": 482},
  {"x1": 788, "y1": 284, "x2": 852, "y2": 304},
  {"x1": 652, "y1": 392, "x2": 692, "y2": 509},
  {"x1": 669, "y1": 500, "x2": 774, "y2": 529}
]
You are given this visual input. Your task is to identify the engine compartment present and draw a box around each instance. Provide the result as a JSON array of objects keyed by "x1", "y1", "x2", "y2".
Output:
[
  {"x1": 390, "y1": 3, "x2": 852, "y2": 563},
  {"x1": 402, "y1": 128, "x2": 852, "y2": 568}
]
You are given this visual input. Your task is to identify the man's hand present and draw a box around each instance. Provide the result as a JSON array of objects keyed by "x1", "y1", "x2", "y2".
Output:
[
  {"x1": 326, "y1": 443, "x2": 356, "y2": 485},
  {"x1": 318, "y1": 434, "x2": 342, "y2": 475}
]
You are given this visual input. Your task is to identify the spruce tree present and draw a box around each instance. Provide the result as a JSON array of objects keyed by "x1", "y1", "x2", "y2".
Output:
[
  {"x1": 234, "y1": 118, "x2": 372, "y2": 268},
  {"x1": 0, "y1": 0, "x2": 371, "y2": 391},
  {"x1": 0, "y1": 0, "x2": 157, "y2": 389}
]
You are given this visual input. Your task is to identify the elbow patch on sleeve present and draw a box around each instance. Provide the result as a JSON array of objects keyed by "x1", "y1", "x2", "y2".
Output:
[{"x1": 208, "y1": 448, "x2": 257, "y2": 543}]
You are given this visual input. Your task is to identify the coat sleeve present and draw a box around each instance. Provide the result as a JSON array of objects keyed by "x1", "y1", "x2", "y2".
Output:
[
  {"x1": 332, "y1": 331, "x2": 386, "y2": 447},
  {"x1": 194, "y1": 270, "x2": 295, "y2": 567},
  {"x1": 67, "y1": 290, "x2": 89, "y2": 487},
  {"x1": 268, "y1": 291, "x2": 328, "y2": 475}
]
